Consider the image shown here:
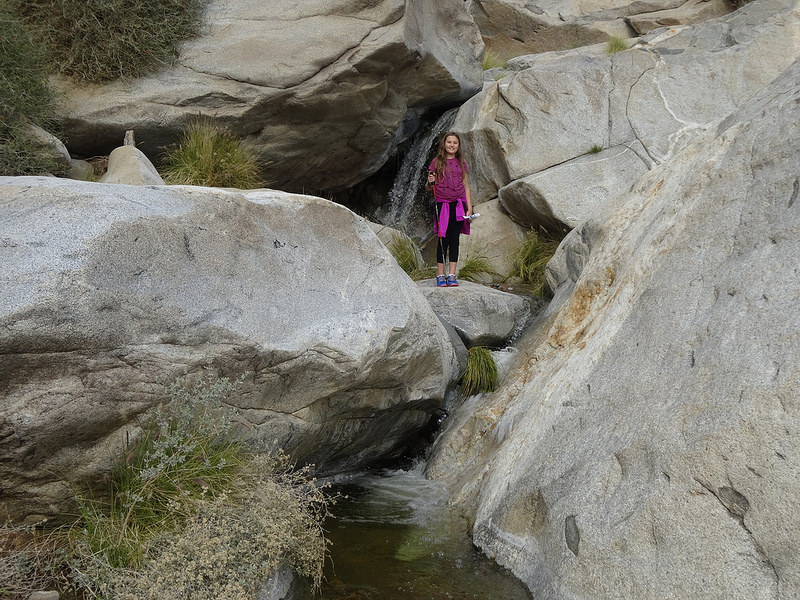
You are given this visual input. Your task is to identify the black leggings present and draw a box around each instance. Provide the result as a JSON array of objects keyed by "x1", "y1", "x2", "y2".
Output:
[{"x1": 436, "y1": 202, "x2": 460, "y2": 264}]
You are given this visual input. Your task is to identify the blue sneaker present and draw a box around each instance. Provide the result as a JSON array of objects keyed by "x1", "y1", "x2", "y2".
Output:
[
  {"x1": 436, "y1": 275, "x2": 447, "y2": 287},
  {"x1": 447, "y1": 274, "x2": 459, "y2": 287}
]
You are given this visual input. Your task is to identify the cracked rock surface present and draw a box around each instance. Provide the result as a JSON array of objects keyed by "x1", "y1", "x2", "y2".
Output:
[
  {"x1": 457, "y1": 0, "x2": 799, "y2": 230},
  {"x1": 0, "y1": 178, "x2": 459, "y2": 521},
  {"x1": 55, "y1": 0, "x2": 483, "y2": 192},
  {"x1": 427, "y1": 46, "x2": 800, "y2": 600}
]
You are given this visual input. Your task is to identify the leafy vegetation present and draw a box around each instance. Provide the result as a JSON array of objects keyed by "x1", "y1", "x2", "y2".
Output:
[
  {"x1": 461, "y1": 347, "x2": 499, "y2": 396},
  {"x1": 588, "y1": 144, "x2": 604, "y2": 154},
  {"x1": 0, "y1": 375, "x2": 332, "y2": 600},
  {"x1": 606, "y1": 36, "x2": 629, "y2": 55},
  {"x1": 7, "y1": 0, "x2": 206, "y2": 82},
  {"x1": 510, "y1": 230, "x2": 563, "y2": 298},
  {"x1": 161, "y1": 117, "x2": 264, "y2": 188},
  {"x1": 0, "y1": 6, "x2": 64, "y2": 176}
]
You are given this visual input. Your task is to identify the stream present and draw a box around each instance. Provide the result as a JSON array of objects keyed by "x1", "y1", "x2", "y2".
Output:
[
  {"x1": 309, "y1": 113, "x2": 531, "y2": 600},
  {"x1": 316, "y1": 462, "x2": 532, "y2": 600}
]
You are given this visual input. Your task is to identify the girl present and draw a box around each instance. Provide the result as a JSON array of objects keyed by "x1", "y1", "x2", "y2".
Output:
[{"x1": 427, "y1": 131, "x2": 473, "y2": 287}]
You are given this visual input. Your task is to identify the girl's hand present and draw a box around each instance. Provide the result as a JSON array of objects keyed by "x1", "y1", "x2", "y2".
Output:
[{"x1": 427, "y1": 171, "x2": 436, "y2": 184}]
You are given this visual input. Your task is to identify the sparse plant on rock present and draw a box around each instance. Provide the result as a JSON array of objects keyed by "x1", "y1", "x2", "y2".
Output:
[
  {"x1": 458, "y1": 251, "x2": 500, "y2": 283},
  {"x1": 482, "y1": 49, "x2": 506, "y2": 71},
  {"x1": 588, "y1": 144, "x2": 604, "y2": 154},
  {"x1": 162, "y1": 117, "x2": 263, "y2": 189},
  {"x1": 510, "y1": 230, "x2": 563, "y2": 298},
  {"x1": 388, "y1": 233, "x2": 435, "y2": 281},
  {"x1": 606, "y1": 36, "x2": 629, "y2": 55},
  {"x1": 461, "y1": 347, "x2": 499, "y2": 396}
]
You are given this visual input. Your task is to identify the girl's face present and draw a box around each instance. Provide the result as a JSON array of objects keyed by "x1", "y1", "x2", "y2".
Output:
[{"x1": 444, "y1": 135, "x2": 460, "y2": 157}]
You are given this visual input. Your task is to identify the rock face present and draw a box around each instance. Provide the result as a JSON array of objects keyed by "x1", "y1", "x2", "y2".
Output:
[
  {"x1": 466, "y1": 0, "x2": 635, "y2": 60},
  {"x1": 0, "y1": 177, "x2": 459, "y2": 521},
  {"x1": 56, "y1": 0, "x2": 483, "y2": 192},
  {"x1": 468, "y1": 0, "x2": 737, "y2": 61},
  {"x1": 456, "y1": 0, "x2": 799, "y2": 229},
  {"x1": 427, "y1": 55, "x2": 800, "y2": 600},
  {"x1": 100, "y1": 146, "x2": 165, "y2": 186},
  {"x1": 416, "y1": 280, "x2": 536, "y2": 348}
]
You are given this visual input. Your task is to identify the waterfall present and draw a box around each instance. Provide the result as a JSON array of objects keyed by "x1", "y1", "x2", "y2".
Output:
[{"x1": 377, "y1": 109, "x2": 457, "y2": 241}]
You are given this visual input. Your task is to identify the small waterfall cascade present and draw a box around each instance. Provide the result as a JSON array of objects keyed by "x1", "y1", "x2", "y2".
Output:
[{"x1": 377, "y1": 109, "x2": 457, "y2": 240}]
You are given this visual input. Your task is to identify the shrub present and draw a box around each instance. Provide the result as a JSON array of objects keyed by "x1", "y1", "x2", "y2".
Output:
[
  {"x1": 588, "y1": 144, "x2": 604, "y2": 154},
  {"x1": 510, "y1": 230, "x2": 563, "y2": 298},
  {"x1": 161, "y1": 117, "x2": 263, "y2": 188},
  {"x1": 8, "y1": 0, "x2": 206, "y2": 82},
  {"x1": 606, "y1": 36, "x2": 629, "y2": 55},
  {"x1": 2, "y1": 375, "x2": 332, "y2": 599},
  {"x1": 461, "y1": 347, "x2": 499, "y2": 396},
  {"x1": 388, "y1": 233, "x2": 422, "y2": 274},
  {"x1": 0, "y1": 6, "x2": 63, "y2": 176}
]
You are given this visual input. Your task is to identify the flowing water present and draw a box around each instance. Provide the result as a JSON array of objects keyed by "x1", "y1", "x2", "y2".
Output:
[
  {"x1": 316, "y1": 462, "x2": 532, "y2": 600},
  {"x1": 376, "y1": 109, "x2": 457, "y2": 242}
]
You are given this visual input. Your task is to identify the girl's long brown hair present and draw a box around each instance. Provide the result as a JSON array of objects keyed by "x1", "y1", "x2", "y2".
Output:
[{"x1": 432, "y1": 131, "x2": 466, "y2": 184}]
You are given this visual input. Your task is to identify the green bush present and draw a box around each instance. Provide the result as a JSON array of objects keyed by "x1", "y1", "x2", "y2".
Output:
[
  {"x1": 588, "y1": 144, "x2": 604, "y2": 154},
  {"x1": 161, "y1": 117, "x2": 263, "y2": 188},
  {"x1": 8, "y1": 0, "x2": 206, "y2": 82},
  {"x1": 461, "y1": 347, "x2": 499, "y2": 396},
  {"x1": 510, "y1": 230, "x2": 563, "y2": 298},
  {"x1": 0, "y1": 6, "x2": 63, "y2": 176}
]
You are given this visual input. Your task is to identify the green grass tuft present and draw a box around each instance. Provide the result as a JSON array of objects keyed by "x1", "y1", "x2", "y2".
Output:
[
  {"x1": 388, "y1": 233, "x2": 436, "y2": 281},
  {"x1": 458, "y1": 252, "x2": 500, "y2": 283},
  {"x1": 606, "y1": 36, "x2": 629, "y2": 55},
  {"x1": 510, "y1": 230, "x2": 563, "y2": 298},
  {"x1": 388, "y1": 233, "x2": 422, "y2": 275},
  {"x1": 461, "y1": 347, "x2": 499, "y2": 397},
  {"x1": 162, "y1": 117, "x2": 263, "y2": 189},
  {"x1": 588, "y1": 144, "x2": 604, "y2": 154},
  {"x1": 482, "y1": 49, "x2": 506, "y2": 71},
  {"x1": 8, "y1": 0, "x2": 206, "y2": 82}
]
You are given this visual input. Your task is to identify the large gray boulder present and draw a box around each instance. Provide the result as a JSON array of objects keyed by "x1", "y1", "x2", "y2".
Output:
[
  {"x1": 498, "y1": 142, "x2": 649, "y2": 229},
  {"x1": 456, "y1": 0, "x2": 799, "y2": 225},
  {"x1": 427, "y1": 56, "x2": 800, "y2": 599},
  {"x1": 0, "y1": 177, "x2": 459, "y2": 521},
  {"x1": 416, "y1": 280, "x2": 535, "y2": 348},
  {"x1": 56, "y1": 0, "x2": 483, "y2": 192}
]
